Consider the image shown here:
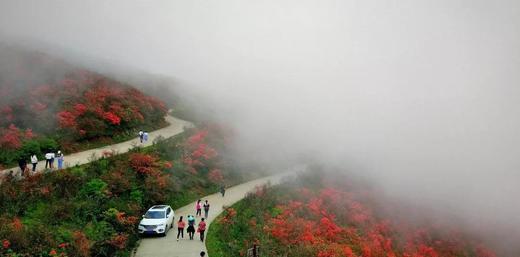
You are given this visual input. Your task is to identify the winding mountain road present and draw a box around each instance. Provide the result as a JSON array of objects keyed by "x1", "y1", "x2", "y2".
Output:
[
  {"x1": 134, "y1": 167, "x2": 302, "y2": 257},
  {"x1": 1, "y1": 114, "x2": 193, "y2": 178},
  {"x1": 0, "y1": 111, "x2": 303, "y2": 257}
]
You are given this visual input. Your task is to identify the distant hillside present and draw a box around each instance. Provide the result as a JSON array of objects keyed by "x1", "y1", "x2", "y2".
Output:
[{"x1": 0, "y1": 45, "x2": 167, "y2": 167}]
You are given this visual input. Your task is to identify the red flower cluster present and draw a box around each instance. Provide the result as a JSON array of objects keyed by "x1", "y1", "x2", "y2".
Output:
[
  {"x1": 107, "y1": 234, "x2": 128, "y2": 250},
  {"x1": 208, "y1": 169, "x2": 224, "y2": 183},
  {"x1": 264, "y1": 186, "x2": 497, "y2": 257},
  {"x1": 0, "y1": 124, "x2": 35, "y2": 149},
  {"x1": 1, "y1": 59, "x2": 167, "y2": 144},
  {"x1": 219, "y1": 207, "x2": 237, "y2": 225},
  {"x1": 183, "y1": 129, "x2": 220, "y2": 178},
  {"x1": 130, "y1": 153, "x2": 161, "y2": 175},
  {"x1": 57, "y1": 80, "x2": 166, "y2": 139},
  {"x1": 2, "y1": 239, "x2": 10, "y2": 249}
]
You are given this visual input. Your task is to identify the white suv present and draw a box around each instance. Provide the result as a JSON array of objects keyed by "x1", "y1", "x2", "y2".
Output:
[{"x1": 138, "y1": 205, "x2": 175, "y2": 236}]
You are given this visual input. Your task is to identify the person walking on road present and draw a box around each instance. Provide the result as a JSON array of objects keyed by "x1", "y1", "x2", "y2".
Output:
[
  {"x1": 200, "y1": 251, "x2": 206, "y2": 256},
  {"x1": 45, "y1": 152, "x2": 52, "y2": 169},
  {"x1": 195, "y1": 200, "x2": 202, "y2": 217},
  {"x1": 203, "y1": 200, "x2": 210, "y2": 219},
  {"x1": 57, "y1": 151, "x2": 64, "y2": 169},
  {"x1": 138, "y1": 130, "x2": 144, "y2": 143},
  {"x1": 176, "y1": 216, "x2": 185, "y2": 241},
  {"x1": 50, "y1": 151, "x2": 55, "y2": 169},
  {"x1": 187, "y1": 215, "x2": 196, "y2": 240},
  {"x1": 143, "y1": 132, "x2": 149, "y2": 142},
  {"x1": 30, "y1": 154, "x2": 38, "y2": 172},
  {"x1": 18, "y1": 157, "x2": 27, "y2": 177},
  {"x1": 198, "y1": 218, "x2": 207, "y2": 242},
  {"x1": 220, "y1": 185, "x2": 226, "y2": 197}
]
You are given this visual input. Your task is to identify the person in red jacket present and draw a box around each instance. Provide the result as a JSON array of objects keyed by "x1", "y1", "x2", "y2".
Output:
[{"x1": 197, "y1": 218, "x2": 207, "y2": 242}]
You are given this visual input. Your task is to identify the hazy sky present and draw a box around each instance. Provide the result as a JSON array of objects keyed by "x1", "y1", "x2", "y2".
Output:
[{"x1": 1, "y1": 0, "x2": 520, "y2": 253}]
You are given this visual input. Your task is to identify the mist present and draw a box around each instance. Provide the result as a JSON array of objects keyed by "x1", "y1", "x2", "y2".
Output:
[{"x1": 1, "y1": 0, "x2": 520, "y2": 254}]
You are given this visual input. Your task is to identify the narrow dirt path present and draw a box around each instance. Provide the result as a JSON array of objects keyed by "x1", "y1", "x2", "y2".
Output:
[
  {"x1": 1, "y1": 114, "x2": 193, "y2": 177},
  {"x1": 134, "y1": 167, "x2": 303, "y2": 257}
]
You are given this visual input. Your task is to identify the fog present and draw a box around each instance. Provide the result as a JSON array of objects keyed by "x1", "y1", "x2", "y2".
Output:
[{"x1": 1, "y1": 0, "x2": 520, "y2": 254}]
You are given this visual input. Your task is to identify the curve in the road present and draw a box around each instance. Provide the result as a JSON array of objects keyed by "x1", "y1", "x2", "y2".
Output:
[
  {"x1": 1, "y1": 114, "x2": 193, "y2": 178},
  {"x1": 134, "y1": 167, "x2": 303, "y2": 257}
]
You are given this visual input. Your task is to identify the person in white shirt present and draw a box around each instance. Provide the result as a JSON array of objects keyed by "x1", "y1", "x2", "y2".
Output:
[
  {"x1": 143, "y1": 132, "x2": 149, "y2": 142},
  {"x1": 138, "y1": 131, "x2": 144, "y2": 143},
  {"x1": 45, "y1": 152, "x2": 52, "y2": 169},
  {"x1": 31, "y1": 154, "x2": 38, "y2": 172}
]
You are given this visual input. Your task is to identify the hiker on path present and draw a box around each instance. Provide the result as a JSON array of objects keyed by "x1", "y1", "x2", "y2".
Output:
[
  {"x1": 195, "y1": 200, "x2": 202, "y2": 216},
  {"x1": 143, "y1": 132, "x2": 149, "y2": 142},
  {"x1": 187, "y1": 215, "x2": 196, "y2": 240},
  {"x1": 57, "y1": 151, "x2": 64, "y2": 169},
  {"x1": 18, "y1": 157, "x2": 27, "y2": 176},
  {"x1": 138, "y1": 131, "x2": 144, "y2": 143},
  {"x1": 220, "y1": 185, "x2": 226, "y2": 197},
  {"x1": 45, "y1": 152, "x2": 52, "y2": 169},
  {"x1": 177, "y1": 216, "x2": 185, "y2": 241},
  {"x1": 50, "y1": 151, "x2": 55, "y2": 169},
  {"x1": 198, "y1": 218, "x2": 207, "y2": 242},
  {"x1": 200, "y1": 251, "x2": 206, "y2": 256},
  {"x1": 30, "y1": 154, "x2": 38, "y2": 172},
  {"x1": 203, "y1": 200, "x2": 210, "y2": 219}
]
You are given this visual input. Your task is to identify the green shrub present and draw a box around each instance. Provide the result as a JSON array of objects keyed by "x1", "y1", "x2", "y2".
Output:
[
  {"x1": 20, "y1": 140, "x2": 41, "y2": 158},
  {"x1": 37, "y1": 137, "x2": 58, "y2": 153},
  {"x1": 80, "y1": 179, "x2": 108, "y2": 199}
]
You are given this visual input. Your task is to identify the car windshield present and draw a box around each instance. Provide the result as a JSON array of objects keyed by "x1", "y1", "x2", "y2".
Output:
[{"x1": 144, "y1": 211, "x2": 165, "y2": 219}]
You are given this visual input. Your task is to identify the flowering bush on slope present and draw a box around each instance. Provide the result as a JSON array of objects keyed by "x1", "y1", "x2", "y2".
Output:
[
  {"x1": 0, "y1": 48, "x2": 167, "y2": 166},
  {"x1": 0, "y1": 128, "x2": 236, "y2": 257},
  {"x1": 209, "y1": 174, "x2": 498, "y2": 257}
]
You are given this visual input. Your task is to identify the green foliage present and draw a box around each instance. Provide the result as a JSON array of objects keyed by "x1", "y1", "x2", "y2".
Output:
[
  {"x1": 20, "y1": 140, "x2": 41, "y2": 157},
  {"x1": 0, "y1": 128, "x2": 250, "y2": 257},
  {"x1": 80, "y1": 179, "x2": 108, "y2": 199},
  {"x1": 84, "y1": 221, "x2": 115, "y2": 242},
  {"x1": 0, "y1": 136, "x2": 58, "y2": 168},
  {"x1": 37, "y1": 137, "x2": 59, "y2": 153}
]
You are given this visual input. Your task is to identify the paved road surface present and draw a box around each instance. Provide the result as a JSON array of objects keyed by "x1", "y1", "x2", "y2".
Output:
[
  {"x1": 134, "y1": 167, "x2": 303, "y2": 257},
  {"x1": 1, "y1": 114, "x2": 193, "y2": 177}
]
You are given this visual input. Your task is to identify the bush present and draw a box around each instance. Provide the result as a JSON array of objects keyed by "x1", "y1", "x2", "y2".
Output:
[{"x1": 37, "y1": 137, "x2": 58, "y2": 153}]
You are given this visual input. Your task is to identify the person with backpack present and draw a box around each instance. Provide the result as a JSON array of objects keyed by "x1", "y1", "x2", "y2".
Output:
[
  {"x1": 195, "y1": 200, "x2": 202, "y2": 216},
  {"x1": 203, "y1": 200, "x2": 210, "y2": 219},
  {"x1": 143, "y1": 132, "x2": 149, "y2": 142},
  {"x1": 187, "y1": 215, "x2": 196, "y2": 240},
  {"x1": 177, "y1": 216, "x2": 185, "y2": 241},
  {"x1": 30, "y1": 154, "x2": 38, "y2": 172},
  {"x1": 197, "y1": 218, "x2": 207, "y2": 242}
]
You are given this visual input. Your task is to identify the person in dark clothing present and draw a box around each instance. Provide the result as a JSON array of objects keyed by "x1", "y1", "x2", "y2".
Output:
[
  {"x1": 187, "y1": 215, "x2": 196, "y2": 240},
  {"x1": 220, "y1": 185, "x2": 226, "y2": 197},
  {"x1": 203, "y1": 200, "x2": 210, "y2": 219},
  {"x1": 18, "y1": 158, "x2": 27, "y2": 176},
  {"x1": 200, "y1": 251, "x2": 206, "y2": 256}
]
